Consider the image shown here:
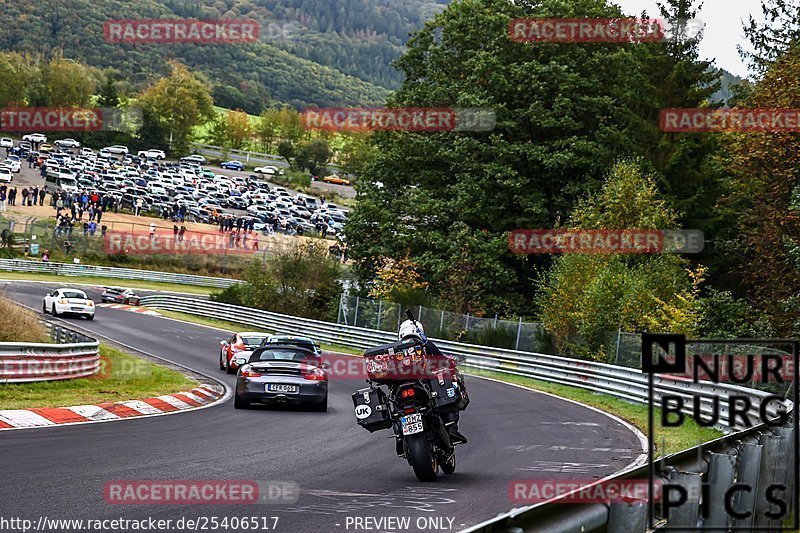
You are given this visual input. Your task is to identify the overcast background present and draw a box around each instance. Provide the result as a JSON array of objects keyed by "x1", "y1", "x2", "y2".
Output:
[{"x1": 615, "y1": 0, "x2": 764, "y2": 78}]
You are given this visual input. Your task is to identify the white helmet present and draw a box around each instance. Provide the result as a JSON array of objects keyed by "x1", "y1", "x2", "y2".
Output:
[{"x1": 398, "y1": 319, "x2": 425, "y2": 342}]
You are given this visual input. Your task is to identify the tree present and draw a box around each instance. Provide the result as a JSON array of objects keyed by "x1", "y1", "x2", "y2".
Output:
[
  {"x1": 740, "y1": 0, "x2": 800, "y2": 74},
  {"x1": 538, "y1": 160, "x2": 704, "y2": 360},
  {"x1": 345, "y1": 0, "x2": 657, "y2": 315},
  {"x1": 719, "y1": 44, "x2": 800, "y2": 337},
  {"x1": 277, "y1": 140, "x2": 296, "y2": 169},
  {"x1": 256, "y1": 109, "x2": 281, "y2": 152},
  {"x1": 338, "y1": 133, "x2": 376, "y2": 177},
  {"x1": 137, "y1": 61, "x2": 214, "y2": 155},
  {"x1": 226, "y1": 109, "x2": 253, "y2": 150},
  {"x1": 97, "y1": 71, "x2": 120, "y2": 108},
  {"x1": 0, "y1": 52, "x2": 30, "y2": 107},
  {"x1": 44, "y1": 52, "x2": 97, "y2": 107},
  {"x1": 296, "y1": 138, "x2": 332, "y2": 175}
]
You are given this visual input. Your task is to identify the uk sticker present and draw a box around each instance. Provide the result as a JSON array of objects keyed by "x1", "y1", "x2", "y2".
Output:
[{"x1": 642, "y1": 333, "x2": 799, "y2": 530}]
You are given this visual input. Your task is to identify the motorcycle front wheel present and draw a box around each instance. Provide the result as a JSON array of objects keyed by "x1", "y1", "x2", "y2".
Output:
[{"x1": 406, "y1": 434, "x2": 438, "y2": 482}]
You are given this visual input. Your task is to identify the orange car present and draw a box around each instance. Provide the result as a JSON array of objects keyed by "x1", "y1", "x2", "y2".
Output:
[{"x1": 323, "y1": 174, "x2": 351, "y2": 185}]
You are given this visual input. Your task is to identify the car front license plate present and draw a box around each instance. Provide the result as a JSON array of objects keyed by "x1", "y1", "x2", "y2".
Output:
[
  {"x1": 266, "y1": 384, "x2": 298, "y2": 394},
  {"x1": 401, "y1": 413, "x2": 424, "y2": 435}
]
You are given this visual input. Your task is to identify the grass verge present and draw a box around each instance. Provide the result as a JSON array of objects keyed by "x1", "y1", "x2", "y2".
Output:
[
  {"x1": 0, "y1": 294, "x2": 50, "y2": 342},
  {"x1": 0, "y1": 271, "x2": 219, "y2": 295},
  {"x1": 153, "y1": 308, "x2": 723, "y2": 456},
  {"x1": 0, "y1": 345, "x2": 198, "y2": 409}
]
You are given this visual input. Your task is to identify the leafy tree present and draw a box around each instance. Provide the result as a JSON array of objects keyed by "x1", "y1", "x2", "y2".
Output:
[
  {"x1": 97, "y1": 71, "x2": 120, "y2": 108},
  {"x1": 226, "y1": 109, "x2": 253, "y2": 150},
  {"x1": 338, "y1": 133, "x2": 376, "y2": 177},
  {"x1": 137, "y1": 61, "x2": 214, "y2": 155},
  {"x1": 740, "y1": 0, "x2": 800, "y2": 74},
  {"x1": 719, "y1": 44, "x2": 800, "y2": 336},
  {"x1": 277, "y1": 140, "x2": 296, "y2": 169},
  {"x1": 44, "y1": 52, "x2": 97, "y2": 106},
  {"x1": 256, "y1": 109, "x2": 281, "y2": 152},
  {"x1": 296, "y1": 138, "x2": 331, "y2": 174},
  {"x1": 212, "y1": 242, "x2": 342, "y2": 320},
  {"x1": 539, "y1": 160, "x2": 705, "y2": 360},
  {"x1": 0, "y1": 52, "x2": 30, "y2": 107},
  {"x1": 346, "y1": 0, "x2": 656, "y2": 315},
  {"x1": 368, "y1": 256, "x2": 429, "y2": 303}
]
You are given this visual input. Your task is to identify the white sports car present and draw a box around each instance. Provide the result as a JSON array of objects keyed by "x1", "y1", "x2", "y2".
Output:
[{"x1": 43, "y1": 288, "x2": 95, "y2": 320}]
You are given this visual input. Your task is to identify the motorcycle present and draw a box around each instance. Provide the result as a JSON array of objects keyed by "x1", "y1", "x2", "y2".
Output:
[{"x1": 352, "y1": 311, "x2": 468, "y2": 481}]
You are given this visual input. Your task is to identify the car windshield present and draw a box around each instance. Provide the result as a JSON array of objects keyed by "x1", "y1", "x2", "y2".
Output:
[
  {"x1": 62, "y1": 291, "x2": 86, "y2": 299},
  {"x1": 251, "y1": 348, "x2": 314, "y2": 363},
  {"x1": 241, "y1": 336, "x2": 267, "y2": 347}
]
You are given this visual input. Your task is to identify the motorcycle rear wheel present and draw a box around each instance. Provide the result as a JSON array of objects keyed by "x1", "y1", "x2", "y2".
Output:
[{"x1": 407, "y1": 435, "x2": 438, "y2": 482}]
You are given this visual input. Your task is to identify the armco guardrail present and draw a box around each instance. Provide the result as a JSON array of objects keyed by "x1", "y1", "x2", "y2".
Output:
[
  {"x1": 0, "y1": 323, "x2": 100, "y2": 383},
  {"x1": 138, "y1": 295, "x2": 790, "y2": 429},
  {"x1": 138, "y1": 295, "x2": 797, "y2": 531},
  {"x1": 0, "y1": 259, "x2": 237, "y2": 288}
]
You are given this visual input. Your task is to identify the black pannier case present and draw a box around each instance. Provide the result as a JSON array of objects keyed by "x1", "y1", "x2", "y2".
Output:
[
  {"x1": 428, "y1": 370, "x2": 469, "y2": 414},
  {"x1": 352, "y1": 386, "x2": 392, "y2": 432}
]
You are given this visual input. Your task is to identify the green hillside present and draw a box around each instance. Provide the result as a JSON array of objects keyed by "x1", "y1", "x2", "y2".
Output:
[{"x1": 0, "y1": 0, "x2": 447, "y2": 110}]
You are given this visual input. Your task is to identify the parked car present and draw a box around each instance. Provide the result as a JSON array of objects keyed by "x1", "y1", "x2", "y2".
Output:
[
  {"x1": 0, "y1": 166, "x2": 12, "y2": 183},
  {"x1": 22, "y1": 133, "x2": 47, "y2": 144},
  {"x1": 220, "y1": 160, "x2": 245, "y2": 171},
  {"x1": 0, "y1": 138, "x2": 13, "y2": 148},
  {"x1": 180, "y1": 154, "x2": 206, "y2": 164},
  {"x1": 219, "y1": 332, "x2": 271, "y2": 374},
  {"x1": 254, "y1": 165, "x2": 284, "y2": 175},
  {"x1": 323, "y1": 174, "x2": 351, "y2": 185},
  {"x1": 138, "y1": 149, "x2": 166, "y2": 160},
  {"x1": 42, "y1": 288, "x2": 95, "y2": 320},
  {"x1": 1, "y1": 158, "x2": 20, "y2": 173},
  {"x1": 233, "y1": 345, "x2": 329, "y2": 410},
  {"x1": 100, "y1": 287, "x2": 141, "y2": 305},
  {"x1": 80, "y1": 147, "x2": 94, "y2": 156},
  {"x1": 103, "y1": 145, "x2": 129, "y2": 155},
  {"x1": 54, "y1": 138, "x2": 81, "y2": 148}
]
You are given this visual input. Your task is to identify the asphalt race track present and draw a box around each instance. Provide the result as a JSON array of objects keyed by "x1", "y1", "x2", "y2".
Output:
[{"x1": 0, "y1": 282, "x2": 645, "y2": 533}]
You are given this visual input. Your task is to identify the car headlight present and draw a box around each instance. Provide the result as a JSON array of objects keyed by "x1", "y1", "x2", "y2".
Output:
[
  {"x1": 87, "y1": 301, "x2": 94, "y2": 307},
  {"x1": 58, "y1": 299, "x2": 67, "y2": 304}
]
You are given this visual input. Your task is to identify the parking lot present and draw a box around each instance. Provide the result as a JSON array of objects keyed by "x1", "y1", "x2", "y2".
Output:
[{"x1": 1, "y1": 138, "x2": 350, "y2": 240}]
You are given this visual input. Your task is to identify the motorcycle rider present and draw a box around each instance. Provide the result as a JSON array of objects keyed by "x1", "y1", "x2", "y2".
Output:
[{"x1": 397, "y1": 318, "x2": 468, "y2": 444}]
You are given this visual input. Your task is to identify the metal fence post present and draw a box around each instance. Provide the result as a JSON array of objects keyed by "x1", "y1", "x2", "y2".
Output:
[
  {"x1": 515, "y1": 317, "x2": 522, "y2": 351},
  {"x1": 608, "y1": 501, "x2": 646, "y2": 533},
  {"x1": 440, "y1": 310, "x2": 445, "y2": 336},
  {"x1": 665, "y1": 471, "x2": 702, "y2": 529},
  {"x1": 465, "y1": 313, "x2": 470, "y2": 331},
  {"x1": 705, "y1": 452, "x2": 736, "y2": 529},
  {"x1": 352, "y1": 296, "x2": 360, "y2": 328},
  {"x1": 376, "y1": 299, "x2": 382, "y2": 330},
  {"x1": 337, "y1": 294, "x2": 344, "y2": 325},
  {"x1": 755, "y1": 433, "x2": 782, "y2": 529},
  {"x1": 397, "y1": 303, "x2": 402, "y2": 330},
  {"x1": 776, "y1": 424, "x2": 796, "y2": 515},
  {"x1": 733, "y1": 442, "x2": 763, "y2": 530}
]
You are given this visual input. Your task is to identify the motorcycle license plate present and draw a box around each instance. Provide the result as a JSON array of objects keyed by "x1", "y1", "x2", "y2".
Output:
[
  {"x1": 266, "y1": 384, "x2": 298, "y2": 393},
  {"x1": 401, "y1": 413, "x2": 424, "y2": 435}
]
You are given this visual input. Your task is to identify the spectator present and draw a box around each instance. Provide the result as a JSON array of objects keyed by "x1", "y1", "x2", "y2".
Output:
[
  {"x1": 83, "y1": 221, "x2": 89, "y2": 236},
  {"x1": 135, "y1": 198, "x2": 143, "y2": 216},
  {"x1": 101, "y1": 224, "x2": 108, "y2": 237},
  {"x1": 149, "y1": 222, "x2": 157, "y2": 240},
  {"x1": 252, "y1": 235, "x2": 259, "y2": 251},
  {"x1": 96, "y1": 206, "x2": 103, "y2": 223},
  {"x1": 38, "y1": 189, "x2": 45, "y2": 206},
  {"x1": 21, "y1": 188, "x2": 28, "y2": 206},
  {"x1": 8, "y1": 187, "x2": 15, "y2": 206},
  {"x1": 0, "y1": 228, "x2": 8, "y2": 248},
  {"x1": 173, "y1": 224, "x2": 179, "y2": 243},
  {"x1": 41, "y1": 249, "x2": 49, "y2": 262},
  {"x1": 178, "y1": 225, "x2": 186, "y2": 243},
  {"x1": 0, "y1": 190, "x2": 6, "y2": 212}
]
